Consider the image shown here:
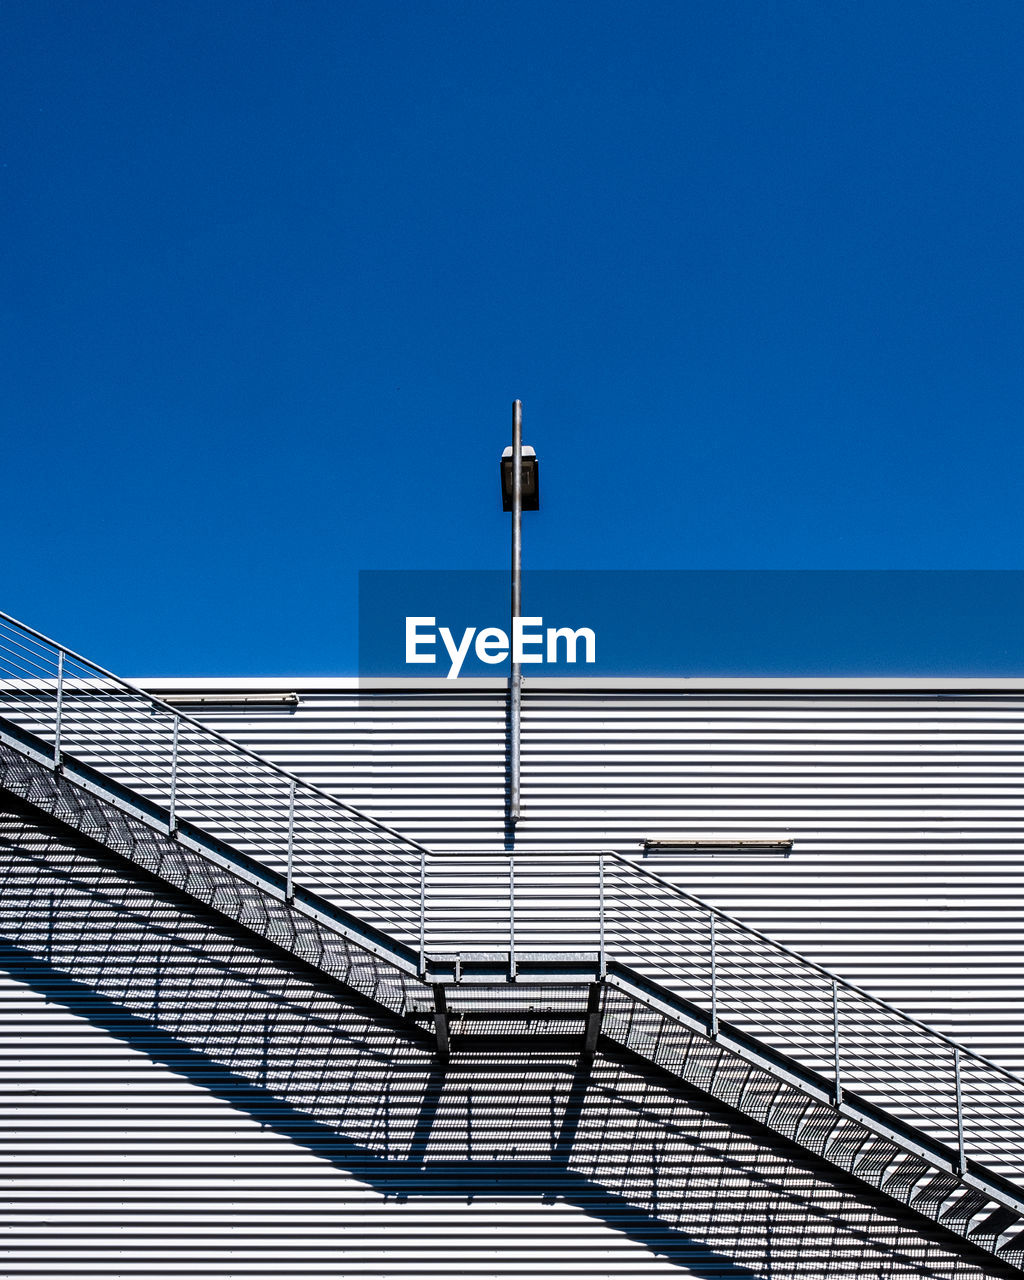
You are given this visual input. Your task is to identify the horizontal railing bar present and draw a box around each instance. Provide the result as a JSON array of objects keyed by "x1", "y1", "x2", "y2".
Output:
[{"x1": 429, "y1": 847, "x2": 610, "y2": 858}]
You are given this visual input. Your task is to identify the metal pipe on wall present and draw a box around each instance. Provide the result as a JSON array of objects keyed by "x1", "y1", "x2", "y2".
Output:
[{"x1": 510, "y1": 399, "x2": 523, "y2": 824}]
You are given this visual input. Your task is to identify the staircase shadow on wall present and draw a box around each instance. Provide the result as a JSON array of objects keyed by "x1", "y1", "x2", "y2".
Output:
[{"x1": 0, "y1": 800, "x2": 999, "y2": 1279}]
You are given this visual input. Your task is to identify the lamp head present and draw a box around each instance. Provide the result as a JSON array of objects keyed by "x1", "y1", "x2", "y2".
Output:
[{"x1": 500, "y1": 445, "x2": 540, "y2": 511}]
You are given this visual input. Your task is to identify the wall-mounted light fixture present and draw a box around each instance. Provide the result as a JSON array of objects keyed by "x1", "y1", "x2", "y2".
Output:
[
  {"x1": 155, "y1": 693, "x2": 300, "y2": 707},
  {"x1": 643, "y1": 837, "x2": 793, "y2": 855}
]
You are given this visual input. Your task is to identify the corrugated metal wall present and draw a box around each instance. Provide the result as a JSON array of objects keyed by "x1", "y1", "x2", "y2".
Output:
[
  {"x1": 150, "y1": 680, "x2": 1024, "y2": 1071},
  {"x1": 0, "y1": 798, "x2": 996, "y2": 1279}
]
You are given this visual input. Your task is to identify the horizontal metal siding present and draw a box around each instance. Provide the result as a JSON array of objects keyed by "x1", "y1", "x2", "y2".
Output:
[
  {"x1": 177, "y1": 692, "x2": 509, "y2": 847},
  {"x1": 0, "y1": 803, "x2": 988, "y2": 1279},
  {"x1": 176, "y1": 687, "x2": 1024, "y2": 1070},
  {"x1": 519, "y1": 691, "x2": 1024, "y2": 1069}
]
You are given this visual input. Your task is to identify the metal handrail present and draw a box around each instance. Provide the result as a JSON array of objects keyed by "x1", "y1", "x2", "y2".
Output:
[
  {"x1": 0, "y1": 610, "x2": 432, "y2": 857},
  {"x1": 415, "y1": 865, "x2": 1024, "y2": 1181},
  {"x1": 441, "y1": 844, "x2": 1024, "y2": 1086},
  {"x1": 0, "y1": 611, "x2": 432, "y2": 957},
  {"x1": 605, "y1": 849, "x2": 1024, "y2": 1085}
]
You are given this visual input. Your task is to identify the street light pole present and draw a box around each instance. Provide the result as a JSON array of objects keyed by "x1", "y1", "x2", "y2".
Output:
[
  {"x1": 500, "y1": 401, "x2": 537, "y2": 826},
  {"x1": 510, "y1": 399, "x2": 523, "y2": 823}
]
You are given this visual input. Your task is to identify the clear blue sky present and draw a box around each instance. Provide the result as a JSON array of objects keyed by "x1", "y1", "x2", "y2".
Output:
[{"x1": 4, "y1": 1, "x2": 1024, "y2": 675}]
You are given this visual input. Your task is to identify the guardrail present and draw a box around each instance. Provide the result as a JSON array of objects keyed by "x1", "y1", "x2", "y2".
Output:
[
  {"x1": 422, "y1": 845, "x2": 1024, "y2": 1183},
  {"x1": 602, "y1": 847, "x2": 1024, "y2": 1182},
  {"x1": 0, "y1": 611, "x2": 430, "y2": 949},
  {"x1": 1, "y1": 609, "x2": 1023, "y2": 1186}
]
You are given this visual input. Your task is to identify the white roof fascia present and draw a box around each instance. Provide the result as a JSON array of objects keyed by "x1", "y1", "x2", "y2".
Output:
[{"x1": 132, "y1": 675, "x2": 1024, "y2": 693}]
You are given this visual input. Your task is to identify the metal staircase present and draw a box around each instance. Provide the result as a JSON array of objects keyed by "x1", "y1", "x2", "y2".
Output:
[{"x1": 1, "y1": 609, "x2": 1024, "y2": 1274}]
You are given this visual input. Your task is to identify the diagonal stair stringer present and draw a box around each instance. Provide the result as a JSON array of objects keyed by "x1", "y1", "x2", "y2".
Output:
[{"x1": 0, "y1": 726, "x2": 423, "y2": 1021}]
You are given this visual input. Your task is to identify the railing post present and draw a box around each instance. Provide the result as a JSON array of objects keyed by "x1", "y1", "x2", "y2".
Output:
[
  {"x1": 285, "y1": 778, "x2": 296, "y2": 903},
  {"x1": 709, "y1": 912, "x2": 719, "y2": 1037},
  {"x1": 509, "y1": 853, "x2": 517, "y2": 980},
  {"x1": 418, "y1": 847, "x2": 426, "y2": 977},
  {"x1": 598, "y1": 853, "x2": 606, "y2": 979},
  {"x1": 168, "y1": 716, "x2": 179, "y2": 836},
  {"x1": 832, "y1": 979, "x2": 843, "y2": 1107},
  {"x1": 53, "y1": 651, "x2": 64, "y2": 770},
  {"x1": 954, "y1": 1046, "x2": 966, "y2": 1175}
]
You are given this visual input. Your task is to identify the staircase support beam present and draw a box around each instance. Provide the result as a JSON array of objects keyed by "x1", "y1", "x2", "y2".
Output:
[
  {"x1": 432, "y1": 985, "x2": 450, "y2": 1059},
  {"x1": 583, "y1": 982, "x2": 603, "y2": 1061}
]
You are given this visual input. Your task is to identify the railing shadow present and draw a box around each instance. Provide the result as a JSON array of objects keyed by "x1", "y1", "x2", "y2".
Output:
[{"x1": 0, "y1": 798, "x2": 1005, "y2": 1279}]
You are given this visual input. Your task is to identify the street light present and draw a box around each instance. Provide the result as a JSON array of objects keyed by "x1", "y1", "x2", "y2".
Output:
[
  {"x1": 502, "y1": 400, "x2": 539, "y2": 825},
  {"x1": 500, "y1": 444, "x2": 540, "y2": 510}
]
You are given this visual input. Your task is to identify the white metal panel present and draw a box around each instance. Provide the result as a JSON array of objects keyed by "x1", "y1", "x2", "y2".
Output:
[
  {"x1": 0, "y1": 802, "x2": 987, "y2": 1279},
  {"x1": 161, "y1": 682, "x2": 1024, "y2": 1071}
]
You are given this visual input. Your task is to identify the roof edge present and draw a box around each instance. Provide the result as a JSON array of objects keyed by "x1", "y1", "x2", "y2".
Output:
[{"x1": 132, "y1": 675, "x2": 1024, "y2": 693}]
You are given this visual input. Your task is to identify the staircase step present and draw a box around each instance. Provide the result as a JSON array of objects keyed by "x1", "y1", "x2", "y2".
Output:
[
  {"x1": 795, "y1": 1103, "x2": 844, "y2": 1157},
  {"x1": 851, "y1": 1137, "x2": 905, "y2": 1186},
  {"x1": 677, "y1": 1034, "x2": 724, "y2": 1093},
  {"x1": 938, "y1": 1188, "x2": 995, "y2": 1232},
  {"x1": 996, "y1": 1227, "x2": 1024, "y2": 1257},
  {"x1": 911, "y1": 1171, "x2": 963, "y2": 1214},
  {"x1": 880, "y1": 1154, "x2": 932, "y2": 1199},
  {"x1": 704, "y1": 1053, "x2": 750, "y2": 1109},
  {"x1": 969, "y1": 1205, "x2": 1020, "y2": 1241},
  {"x1": 823, "y1": 1121, "x2": 873, "y2": 1169},
  {"x1": 735, "y1": 1074, "x2": 785, "y2": 1125},
  {"x1": 766, "y1": 1089, "x2": 815, "y2": 1139}
]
